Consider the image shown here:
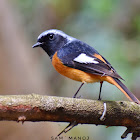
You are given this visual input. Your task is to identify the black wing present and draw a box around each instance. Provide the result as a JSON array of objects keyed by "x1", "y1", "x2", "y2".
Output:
[{"x1": 57, "y1": 40, "x2": 123, "y2": 80}]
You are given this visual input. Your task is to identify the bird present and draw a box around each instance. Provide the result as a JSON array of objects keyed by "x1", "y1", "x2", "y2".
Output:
[{"x1": 32, "y1": 29, "x2": 140, "y2": 104}]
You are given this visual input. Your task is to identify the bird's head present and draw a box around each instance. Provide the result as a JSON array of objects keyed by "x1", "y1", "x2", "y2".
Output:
[{"x1": 32, "y1": 29, "x2": 75, "y2": 59}]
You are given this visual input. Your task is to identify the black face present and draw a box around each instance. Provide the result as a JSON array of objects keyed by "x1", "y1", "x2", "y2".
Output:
[{"x1": 33, "y1": 30, "x2": 69, "y2": 59}]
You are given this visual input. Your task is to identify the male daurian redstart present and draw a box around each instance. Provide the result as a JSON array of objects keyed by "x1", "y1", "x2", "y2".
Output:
[{"x1": 33, "y1": 29, "x2": 140, "y2": 104}]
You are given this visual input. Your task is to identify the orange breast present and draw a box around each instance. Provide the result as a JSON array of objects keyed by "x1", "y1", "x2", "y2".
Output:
[{"x1": 52, "y1": 52, "x2": 102, "y2": 83}]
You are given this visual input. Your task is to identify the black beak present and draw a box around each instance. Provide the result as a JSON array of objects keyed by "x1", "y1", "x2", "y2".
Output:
[{"x1": 32, "y1": 42, "x2": 42, "y2": 48}]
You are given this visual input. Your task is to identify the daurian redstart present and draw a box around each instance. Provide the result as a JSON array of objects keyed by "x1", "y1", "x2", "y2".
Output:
[{"x1": 33, "y1": 29, "x2": 140, "y2": 104}]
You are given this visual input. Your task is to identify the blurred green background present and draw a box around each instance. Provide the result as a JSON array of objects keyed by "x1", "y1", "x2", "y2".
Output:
[{"x1": 0, "y1": 0, "x2": 140, "y2": 139}]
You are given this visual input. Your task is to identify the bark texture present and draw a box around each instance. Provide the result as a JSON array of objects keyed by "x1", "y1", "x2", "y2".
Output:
[{"x1": 0, "y1": 94, "x2": 139, "y2": 127}]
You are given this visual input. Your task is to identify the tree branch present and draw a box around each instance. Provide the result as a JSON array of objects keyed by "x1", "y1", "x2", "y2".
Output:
[
  {"x1": 0, "y1": 94, "x2": 139, "y2": 139},
  {"x1": 0, "y1": 94, "x2": 139, "y2": 125}
]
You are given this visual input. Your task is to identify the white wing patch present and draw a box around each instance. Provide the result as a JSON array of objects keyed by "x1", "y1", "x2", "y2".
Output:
[{"x1": 74, "y1": 53, "x2": 99, "y2": 64}]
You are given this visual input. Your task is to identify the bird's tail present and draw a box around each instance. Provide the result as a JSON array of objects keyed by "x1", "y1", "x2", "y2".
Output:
[{"x1": 106, "y1": 76, "x2": 140, "y2": 104}]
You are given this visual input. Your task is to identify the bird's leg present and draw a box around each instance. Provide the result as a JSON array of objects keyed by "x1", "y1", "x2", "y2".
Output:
[
  {"x1": 73, "y1": 83, "x2": 84, "y2": 98},
  {"x1": 98, "y1": 81, "x2": 103, "y2": 100}
]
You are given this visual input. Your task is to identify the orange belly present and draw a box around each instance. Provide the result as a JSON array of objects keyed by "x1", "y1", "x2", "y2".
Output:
[{"x1": 52, "y1": 52, "x2": 103, "y2": 83}]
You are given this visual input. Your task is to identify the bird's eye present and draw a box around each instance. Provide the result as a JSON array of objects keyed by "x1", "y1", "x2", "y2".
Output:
[{"x1": 48, "y1": 33, "x2": 55, "y2": 40}]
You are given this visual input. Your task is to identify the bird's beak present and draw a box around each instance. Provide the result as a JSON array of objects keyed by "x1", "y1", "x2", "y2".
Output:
[{"x1": 32, "y1": 42, "x2": 42, "y2": 48}]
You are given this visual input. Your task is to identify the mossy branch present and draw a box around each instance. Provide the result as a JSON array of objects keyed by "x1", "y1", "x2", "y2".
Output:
[{"x1": 0, "y1": 94, "x2": 139, "y2": 139}]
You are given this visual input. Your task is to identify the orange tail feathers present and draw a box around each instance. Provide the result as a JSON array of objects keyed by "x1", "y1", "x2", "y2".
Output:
[{"x1": 105, "y1": 76, "x2": 140, "y2": 104}]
